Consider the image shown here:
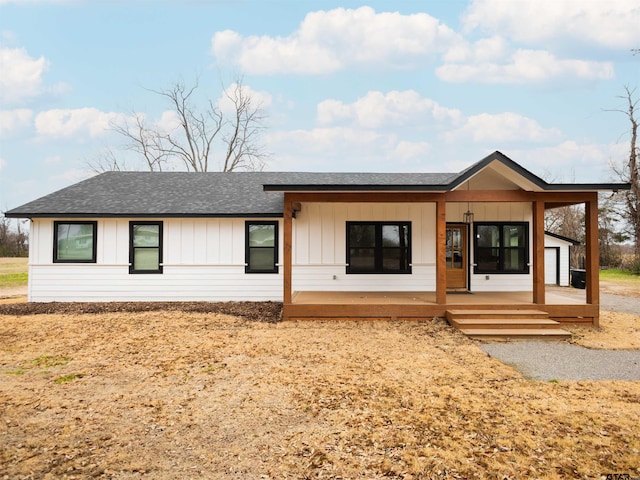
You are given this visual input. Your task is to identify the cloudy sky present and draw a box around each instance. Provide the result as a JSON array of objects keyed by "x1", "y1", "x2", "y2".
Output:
[{"x1": 1, "y1": 0, "x2": 639, "y2": 211}]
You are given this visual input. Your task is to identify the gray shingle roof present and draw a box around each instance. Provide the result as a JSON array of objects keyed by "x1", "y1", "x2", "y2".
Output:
[
  {"x1": 4, "y1": 171, "x2": 457, "y2": 218},
  {"x1": 4, "y1": 151, "x2": 630, "y2": 218}
]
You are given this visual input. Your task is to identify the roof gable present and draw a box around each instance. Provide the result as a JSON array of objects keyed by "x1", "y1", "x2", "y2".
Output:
[{"x1": 449, "y1": 151, "x2": 547, "y2": 191}]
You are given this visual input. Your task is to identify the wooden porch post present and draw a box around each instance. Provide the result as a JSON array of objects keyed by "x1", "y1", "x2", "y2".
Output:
[
  {"x1": 283, "y1": 195, "x2": 293, "y2": 305},
  {"x1": 585, "y1": 193, "x2": 600, "y2": 314},
  {"x1": 436, "y1": 197, "x2": 447, "y2": 305},
  {"x1": 532, "y1": 200, "x2": 545, "y2": 305}
]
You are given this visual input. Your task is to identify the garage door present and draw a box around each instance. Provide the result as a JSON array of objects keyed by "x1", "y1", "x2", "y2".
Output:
[{"x1": 544, "y1": 248, "x2": 559, "y2": 285}]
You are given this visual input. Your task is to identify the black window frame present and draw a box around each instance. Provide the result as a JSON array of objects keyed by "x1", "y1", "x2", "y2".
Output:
[
  {"x1": 346, "y1": 221, "x2": 412, "y2": 274},
  {"x1": 53, "y1": 221, "x2": 98, "y2": 263},
  {"x1": 245, "y1": 221, "x2": 279, "y2": 274},
  {"x1": 473, "y1": 222, "x2": 529, "y2": 274},
  {"x1": 129, "y1": 221, "x2": 163, "y2": 274}
]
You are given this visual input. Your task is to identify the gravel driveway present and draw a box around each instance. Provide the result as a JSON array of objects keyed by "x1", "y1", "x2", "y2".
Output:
[
  {"x1": 480, "y1": 341, "x2": 640, "y2": 381},
  {"x1": 480, "y1": 287, "x2": 640, "y2": 381}
]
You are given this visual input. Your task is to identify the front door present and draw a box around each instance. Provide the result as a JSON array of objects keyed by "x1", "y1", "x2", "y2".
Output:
[{"x1": 446, "y1": 224, "x2": 468, "y2": 290}]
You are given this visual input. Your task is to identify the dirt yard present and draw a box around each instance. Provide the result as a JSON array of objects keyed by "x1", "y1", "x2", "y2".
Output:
[{"x1": 1, "y1": 308, "x2": 639, "y2": 479}]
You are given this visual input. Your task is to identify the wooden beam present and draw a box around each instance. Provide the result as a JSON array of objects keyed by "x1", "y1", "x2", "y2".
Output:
[
  {"x1": 445, "y1": 190, "x2": 534, "y2": 202},
  {"x1": 436, "y1": 199, "x2": 447, "y2": 305},
  {"x1": 532, "y1": 200, "x2": 545, "y2": 304},
  {"x1": 585, "y1": 193, "x2": 599, "y2": 324},
  {"x1": 287, "y1": 192, "x2": 444, "y2": 203},
  {"x1": 283, "y1": 195, "x2": 293, "y2": 305}
]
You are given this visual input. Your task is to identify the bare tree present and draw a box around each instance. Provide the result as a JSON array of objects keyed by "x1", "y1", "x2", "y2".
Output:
[
  {"x1": 96, "y1": 77, "x2": 268, "y2": 173},
  {"x1": 607, "y1": 86, "x2": 639, "y2": 264},
  {"x1": 87, "y1": 147, "x2": 127, "y2": 174},
  {"x1": 0, "y1": 215, "x2": 28, "y2": 257}
]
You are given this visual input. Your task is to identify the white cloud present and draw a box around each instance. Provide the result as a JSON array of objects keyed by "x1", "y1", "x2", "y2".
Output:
[
  {"x1": 0, "y1": 47, "x2": 48, "y2": 104},
  {"x1": 443, "y1": 112, "x2": 563, "y2": 144},
  {"x1": 0, "y1": 108, "x2": 33, "y2": 136},
  {"x1": 0, "y1": 157, "x2": 6, "y2": 171},
  {"x1": 463, "y1": 0, "x2": 640, "y2": 49},
  {"x1": 212, "y1": 6, "x2": 459, "y2": 74},
  {"x1": 506, "y1": 141, "x2": 629, "y2": 183},
  {"x1": 317, "y1": 90, "x2": 463, "y2": 129},
  {"x1": 0, "y1": 45, "x2": 69, "y2": 105},
  {"x1": 437, "y1": 48, "x2": 613, "y2": 84},
  {"x1": 34, "y1": 108, "x2": 128, "y2": 139},
  {"x1": 266, "y1": 127, "x2": 430, "y2": 171}
]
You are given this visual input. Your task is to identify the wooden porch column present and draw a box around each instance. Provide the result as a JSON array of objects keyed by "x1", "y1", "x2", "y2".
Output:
[
  {"x1": 283, "y1": 195, "x2": 293, "y2": 305},
  {"x1": 436, "y1": 198, "x2": 447, "y2": 305},
  {"x1": 532, "y1": 199, "x2": 545, "y2": 304},
  {"x1": 585, "y1": 193, "x2": 600, "y2": 310}
]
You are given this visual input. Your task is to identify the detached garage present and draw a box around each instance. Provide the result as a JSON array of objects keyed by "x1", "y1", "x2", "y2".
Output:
[{"x1": 544, "y1": 232, "x2": 580, "y2": 286}]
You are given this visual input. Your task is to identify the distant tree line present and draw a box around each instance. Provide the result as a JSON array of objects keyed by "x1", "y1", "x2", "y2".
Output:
[{"x1": 0, "y1": 216, "x2": 28, "y2": 257}]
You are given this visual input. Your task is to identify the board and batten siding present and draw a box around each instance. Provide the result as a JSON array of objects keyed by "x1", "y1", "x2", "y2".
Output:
[
  {"x1": 27, "y1": 201, "x2": 536, "y2": 302},
  {"x1": 27, "y1": 218, "x2": 283, "y2": 302},
  {"x1": 291, "y1": 202, "x2": 437, "y2": 292}
]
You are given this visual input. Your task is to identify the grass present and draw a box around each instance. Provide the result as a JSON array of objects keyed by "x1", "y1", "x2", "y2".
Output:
[
  {"x1": 0, "y1": 311, "x2": 638, "y2": 479},
  {"x1": 600, "y1": 268, "x2": 640, "y2": 281},
  {"x1": 0, "y1": 257, "x2": 28, "y2": 288},
  {"x1": 54, "y1": 373, "x2": 84, "y2": 384}
]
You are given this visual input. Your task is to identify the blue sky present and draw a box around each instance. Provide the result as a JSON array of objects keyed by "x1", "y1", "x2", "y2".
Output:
[{"x1": 1, "y1": 0, "x2": 639, "y2": 212}]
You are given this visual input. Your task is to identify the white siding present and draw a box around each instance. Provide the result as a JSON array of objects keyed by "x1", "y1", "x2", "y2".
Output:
[
  {"x1": 291, "y1": 203, "x2": 437, "y2": 292},
  {"x1": 27, "y1": 201, "x2": 541, "y2": 301},
  {"x1": 28, "y1": 218, "x2": 282, "y2": 302},
  {"x1": 544, "y1": 234, "x2": 573, "y2": 286}
]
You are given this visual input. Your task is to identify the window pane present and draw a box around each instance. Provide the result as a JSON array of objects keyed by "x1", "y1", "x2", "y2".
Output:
[
  {"x1": 249, "y1": 248, "x2": 275, "y2": 270},
  {"x1": 133, "y1": 224, "x2": 160, "y2": 247},
  {"x1": 382, "y1": 248, "x2": 409, "y2": 271},
  {"x1": 249, "y1": 224, "x2": 275, "y2": 247},
  {"x1": 56, "y1": 223, "x2": 94, "y2": 261},
  {"x1": 504, "y1": 225, "x2": 525, "y2": 247},
  {"x1": 134, "y1": 248, "x2": 159, "y2": 270},
  {"x1": 349, "y1": 224, "x2": 375, "y2": 248},
  {"x1": 476, "y1": 247, "x2": 499, "y2": 271},
  {"x1": 503, "y1": 248, "x2": 526, "y2": 271},
  {"x1": 382, "y1": 225, "x2": 400, "y2": 247},
  {"x1": 477, "y1": 225, "x2": 500, "y2": 248},
  {"x1": 349, "y1": 248, "x2": 375, "y2": 271}
]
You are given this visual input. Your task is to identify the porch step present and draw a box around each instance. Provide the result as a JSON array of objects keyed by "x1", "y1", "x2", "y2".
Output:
[
  {"x1": 452, "y1": 318, "x2": 561, "y2": 329},
  {"x1": 446, "y1": 309, "x2": 572, "y2": 340},
  {"x1": 458, "y1": 328, "x2": 572, "y2": 340}
]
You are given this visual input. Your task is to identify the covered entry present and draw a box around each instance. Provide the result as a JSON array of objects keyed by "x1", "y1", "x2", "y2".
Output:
[{"x1": 446, "y1": 224, "x2": 468, "y2": 290}]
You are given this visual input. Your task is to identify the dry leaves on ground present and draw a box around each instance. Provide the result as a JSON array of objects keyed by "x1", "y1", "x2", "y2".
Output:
[
  {"x1": 569, "y1": 310, "x2": 640, "y2": 349},
  {"x1": 1, "y1": 311, "x2": 639, "y2": 479}
]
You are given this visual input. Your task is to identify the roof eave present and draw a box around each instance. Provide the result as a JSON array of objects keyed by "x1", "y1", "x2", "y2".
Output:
[
  {"x1": 262, "y1": 184, "x2": 449, "y2": 192},
  {"x1": 4, "y1": 212, "x2": 285, "y2": 219}
]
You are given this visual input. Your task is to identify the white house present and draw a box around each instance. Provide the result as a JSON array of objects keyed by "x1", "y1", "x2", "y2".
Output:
[{"x1": 5, "y1": 151, "x2": 629, "y2": 327}]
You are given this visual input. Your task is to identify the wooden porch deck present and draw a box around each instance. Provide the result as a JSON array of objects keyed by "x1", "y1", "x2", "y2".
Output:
[
  {"x1": 285, "y1": 289, "x2": 598, "y2": 326},
  {"x1": 292, "y1": 290, "x2": 585, "y2": 306}
]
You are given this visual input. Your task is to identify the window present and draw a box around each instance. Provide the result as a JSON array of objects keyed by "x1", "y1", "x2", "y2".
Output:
[
  {"x1": 129, "y1": 222, "x2": 163, "y2": 274},
  {"x1": 54, "y1": 221, "x2": 97, "y2": 263},
  {"x1": 245, "y1": 221, "x2": 278, "y2": 273},
  {"x1": 474, "y1": 222, "x2": 529, "y2": 274},
  {"x1": 347, "y1": 222, "x2": 411, "y2": 274}
]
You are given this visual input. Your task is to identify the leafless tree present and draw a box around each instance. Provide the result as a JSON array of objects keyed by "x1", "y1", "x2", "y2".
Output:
[
  {"x1": 87, "y1": 148, "x2": 127, "y2": 173},
  {"x1": 94, "y1": 77, "x2": 268, "y2": 173},
  {"x1": 606, "y1": 86, "x2": 639, "y2": 265},
  {"x1": 0, "y1": 215, "x2": 28, "y2": 257}
]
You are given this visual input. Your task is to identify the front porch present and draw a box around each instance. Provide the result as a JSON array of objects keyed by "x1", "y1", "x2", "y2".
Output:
[{"x1": 285, "y1": 289, "x2": 598, "y2": 327}]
